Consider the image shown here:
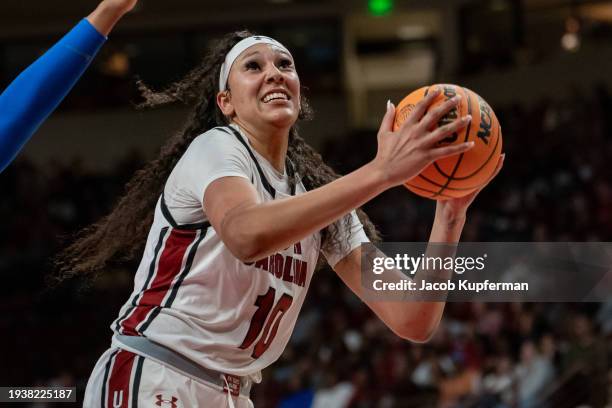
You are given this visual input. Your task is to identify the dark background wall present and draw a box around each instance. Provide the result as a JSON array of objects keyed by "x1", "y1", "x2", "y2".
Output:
[{"x1": 1, "y1": 1, "x2": 611, "y2": 407}]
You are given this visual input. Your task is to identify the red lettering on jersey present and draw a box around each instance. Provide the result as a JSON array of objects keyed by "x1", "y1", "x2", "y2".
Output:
[
  {"x1": 273, "y1": 254, "x2": 284, "y2": 279},
  {"x1": 282, "y1": 255, "x2": 294, "y2": 283},
  {"x1": 294, "y1": 242, "x2": 302, "y2": 255},
  {"x1": 254, "y1": 257, "x2": 269, "y2": 271},
  {"x1": 292, "y1": 260, "x2": 300, "y2": 286},
  {"x1": 294, "y1": 259, "x2": 307, "y2": 287},
  {"x1": 268, "y1": 254, "x2": 276, "y2": 276},
  {"x1": 254, "y1": 251, "x2": 308, "y2": 287}
]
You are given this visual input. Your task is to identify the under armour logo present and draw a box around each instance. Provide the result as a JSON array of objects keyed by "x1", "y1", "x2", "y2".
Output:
[
  {"x1": 253, "y1": 36, "x2": 274, "y2": 43},
  {"x1": 155, "y1": 394, "x2": 178, "y2": 408}
]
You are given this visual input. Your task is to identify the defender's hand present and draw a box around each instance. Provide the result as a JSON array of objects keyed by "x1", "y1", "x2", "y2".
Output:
[
  {"x1": 100, "y1": 0, "x2": 138, "y2": 15},
  {"x1": 88, "y1": 0, "x2": 138, "y2": 36}
]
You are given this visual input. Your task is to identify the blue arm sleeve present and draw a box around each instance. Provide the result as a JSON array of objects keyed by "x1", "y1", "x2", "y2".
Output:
[{"x1": 0, "y1": 19, "x2": 107, "y2": 173}]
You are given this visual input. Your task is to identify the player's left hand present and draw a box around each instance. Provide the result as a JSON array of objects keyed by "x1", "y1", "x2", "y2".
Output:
[
  {"x1": 436, "y1": 153, "x2": 505, "y2": 220},
  {"x1": 89, "y1": 0, "x2": 139, "y2": 36},
  {"x1": 101, "y1": 0, "x2": 138, "y2": 14}
]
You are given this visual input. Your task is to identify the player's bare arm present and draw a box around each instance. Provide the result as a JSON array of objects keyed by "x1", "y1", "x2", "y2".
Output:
[
  {"x1": 205, "y1": 88, "x2": 474, "y2": 262},
  {"x1": 332, "y1": 154, "x2": 504, "y2": 342}
]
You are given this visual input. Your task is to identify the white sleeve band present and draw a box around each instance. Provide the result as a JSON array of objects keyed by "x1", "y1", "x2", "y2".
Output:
[{"x1": 321, "y1": 210, "x2": 370, "y2": 268}]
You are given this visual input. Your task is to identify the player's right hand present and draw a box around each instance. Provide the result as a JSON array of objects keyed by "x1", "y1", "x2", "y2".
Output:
[{"x1": 371, "y1": 87, "x2": 473, "y2": 189}]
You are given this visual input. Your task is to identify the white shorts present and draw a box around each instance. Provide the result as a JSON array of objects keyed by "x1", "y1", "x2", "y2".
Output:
[{"x1": 83, "y1": 347, "x2": 254, "y2": 408}]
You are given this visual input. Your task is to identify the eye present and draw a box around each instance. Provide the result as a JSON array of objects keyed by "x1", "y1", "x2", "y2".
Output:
[
  {"x1": 245, "y1": 61, "x2": 260, "y2": 70},
  {"x1": 278, "y1": 58, "x2": 294, "y2": 69}
]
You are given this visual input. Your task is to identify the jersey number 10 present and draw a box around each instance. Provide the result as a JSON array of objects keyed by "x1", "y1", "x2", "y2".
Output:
[{"x1": 239, "y1": 287, "x2": 293, "y2": 359}]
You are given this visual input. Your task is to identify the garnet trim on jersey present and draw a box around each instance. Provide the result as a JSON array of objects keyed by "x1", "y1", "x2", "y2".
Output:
[
  {"x1": 100, "y1": 349, "x2": 118, "y2": 407},
  {"x1": 115, "y1": 226, "x2": 207, "y2": 336},
  {"x1": 113, "y1": 124, "x2": 304, "y2": 357},
  {"x1": 114, "y1": 125, "x2": 297, "y2": 338},
  {"x1": 113, "y1": 227, "x2": 168, "y2": 333},
  {"x1": 100, "y1": 349, "x2": 144, "y2": 408},
  {"x1": 139, "y1": 228, "x2": 207, "y2": 333}
]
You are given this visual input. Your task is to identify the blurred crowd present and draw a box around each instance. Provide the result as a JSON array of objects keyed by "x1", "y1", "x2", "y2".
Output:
[{"x1": 0, "y1": 84, "x2": 611, "y2": 407}]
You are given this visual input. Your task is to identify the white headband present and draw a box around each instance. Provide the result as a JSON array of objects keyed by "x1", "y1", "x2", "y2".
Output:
[{"x1": 218, "y1": 36, "x2": 292, "y2": 92}]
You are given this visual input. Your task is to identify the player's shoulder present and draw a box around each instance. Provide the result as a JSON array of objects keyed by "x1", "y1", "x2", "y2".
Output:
[
  {"x1": 187, "y1": 126, "x2": 247, "y2": 156},
  {"x1": 191, "y1": 125, "x2": 238, "y2": 146}
]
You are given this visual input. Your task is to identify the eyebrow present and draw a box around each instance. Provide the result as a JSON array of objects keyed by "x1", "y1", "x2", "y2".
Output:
[{"x1": 240, "y1": 49, "x2": 293, "y2": 61}]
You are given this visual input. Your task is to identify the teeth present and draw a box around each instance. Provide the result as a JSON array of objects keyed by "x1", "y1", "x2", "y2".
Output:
[{"x1": 263, "y1": 92, "x2": 288, "y2": 103}]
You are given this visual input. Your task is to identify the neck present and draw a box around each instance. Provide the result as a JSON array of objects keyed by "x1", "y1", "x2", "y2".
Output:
[{"x1": 233, "y1": 119, "x2": 289, "y2": 173}]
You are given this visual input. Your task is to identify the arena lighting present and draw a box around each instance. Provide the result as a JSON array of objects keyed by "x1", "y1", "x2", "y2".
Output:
[
  {"x1": 102, "y1": 51, "x2": 130, "y2": 77},
  {"x1": 579, "y1": 2, "x2": 612, "y2": 23},
  {"x1": 561, "y1": 16, "x2": 581, "y2": 52},
  {"x1": 396, "y1": 24, "x2": 429, "y2": 41},
  {"x1": 368, "y1": 0, "x2": 394, "y2": 16},
  {"x1": 561, "y1": 32, "x2": 580, "y2": 51}
]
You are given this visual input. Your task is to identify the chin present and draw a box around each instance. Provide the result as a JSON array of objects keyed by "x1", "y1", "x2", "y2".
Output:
[{"x1": 266, "y1": 112, "x2": 298, "y2": 128}]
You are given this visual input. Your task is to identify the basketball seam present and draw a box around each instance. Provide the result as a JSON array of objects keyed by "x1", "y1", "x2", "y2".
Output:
[
  {"x1": 417, "y1": 124, "x2": 500, "y2": 190},
  {"x1": 452, "y1": 122, "x2": 500, "y2": 180},
  {"x1": 432, "y1": 108, "x2": 500, "y2": 181},
  {"x1": 413, "y1": 174, "x2": 484, "y2": 190},
  {"x1": 406, "y1": 182, "x2": 454, "y2": 198},
  {"x1": 431, "y1": 87, "x2": 472, "y2": 197}
]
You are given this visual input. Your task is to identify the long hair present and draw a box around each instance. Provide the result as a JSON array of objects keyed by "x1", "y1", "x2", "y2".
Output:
[{"x1": 55, "y1": 30, "x2": 380, "y2": 282}]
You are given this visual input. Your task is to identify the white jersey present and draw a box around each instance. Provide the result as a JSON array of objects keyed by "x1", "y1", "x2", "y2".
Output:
[{"x1": 110, "y1": 124, "x2": 368, "y2": 377}]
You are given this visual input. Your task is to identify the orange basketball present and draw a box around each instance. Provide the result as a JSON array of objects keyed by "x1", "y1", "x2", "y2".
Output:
[{"x1": 393, "y1": 84, "x2": 502, "y2": 200}]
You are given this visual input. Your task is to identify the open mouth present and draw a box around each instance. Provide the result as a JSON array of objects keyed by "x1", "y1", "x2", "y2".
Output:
[{"x1": 262, "y1": 91, "x2": 291, "y2": 103}]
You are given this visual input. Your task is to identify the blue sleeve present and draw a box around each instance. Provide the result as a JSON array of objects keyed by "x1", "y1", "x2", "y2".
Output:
[{"x1": 0, "y1": 19, "x2": 107, "y2": 173}]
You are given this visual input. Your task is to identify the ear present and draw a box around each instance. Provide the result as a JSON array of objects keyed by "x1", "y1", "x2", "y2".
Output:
[{"x1": 216, "y1": 90, "x2": 234, "y2": 117}]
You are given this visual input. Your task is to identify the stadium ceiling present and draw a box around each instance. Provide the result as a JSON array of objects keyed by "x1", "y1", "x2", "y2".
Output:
[{"x1": 0, "y1": 0, "x2": 609, "y2": 38}]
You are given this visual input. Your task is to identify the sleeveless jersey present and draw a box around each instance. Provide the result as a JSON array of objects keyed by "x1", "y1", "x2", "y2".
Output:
[{"x1": 110, "y1": 124, "x2": 368, "y2": 377}]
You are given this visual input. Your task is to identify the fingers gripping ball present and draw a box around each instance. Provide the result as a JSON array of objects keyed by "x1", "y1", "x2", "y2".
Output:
[{"x1": 393, "y1": 84, "x2": 503, "y2": 200}]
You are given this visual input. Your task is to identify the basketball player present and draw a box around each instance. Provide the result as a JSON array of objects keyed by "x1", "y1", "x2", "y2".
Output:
[
  {"x1": 58, "y1": 32, "x2": 503, "y2": 407},
  {"x1": 0, "y1": 0, "x2": 138, "y2": 173}
]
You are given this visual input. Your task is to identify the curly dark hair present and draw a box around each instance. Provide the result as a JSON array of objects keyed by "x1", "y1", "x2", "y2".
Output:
[{"x1": 55, "y1": 30, "x2": 380, "y2": 281}]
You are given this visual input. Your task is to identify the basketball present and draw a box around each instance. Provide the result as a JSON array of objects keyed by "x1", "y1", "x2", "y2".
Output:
[{"x1": 393, "y1": 84, "x2": 503, "y2": 200}]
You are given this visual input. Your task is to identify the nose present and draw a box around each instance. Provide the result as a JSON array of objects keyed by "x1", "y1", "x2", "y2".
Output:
[{"x1": 264, "y1": 64, "x2": 284, "y2": 84}]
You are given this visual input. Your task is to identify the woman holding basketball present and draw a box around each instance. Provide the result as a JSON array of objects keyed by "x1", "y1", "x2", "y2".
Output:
[{"x1": 59, "y1": 31, "x2": 503, "y2": 407}]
